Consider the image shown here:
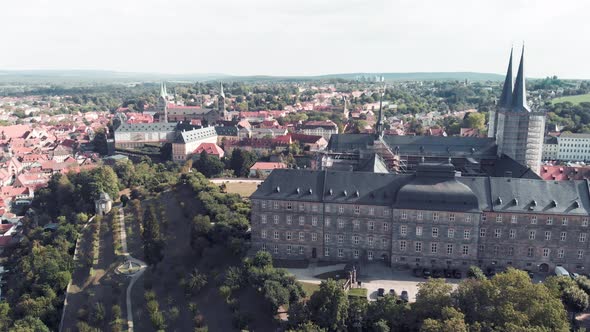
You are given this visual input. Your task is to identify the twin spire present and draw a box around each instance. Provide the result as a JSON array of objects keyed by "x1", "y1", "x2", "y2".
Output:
[
  {"x1": 160, "y1": 82, "x2": 168, "y2": 99},
  {"x1": 499, "y1": 46, "x2": 530, "y2": 112}
]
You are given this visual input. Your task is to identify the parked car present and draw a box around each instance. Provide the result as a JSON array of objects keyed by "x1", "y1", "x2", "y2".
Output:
[
  {"x1": 389, "y1": 289, "x2": 396, "y2": 296},
  {"x1": 524, "y1": 269, "x2": 534, "y2": 279},
  {"x1": 432, "y1": 269, "x2": 443, "y2": 278},
  {"x1": 444, "y1": 269, "x2": 453, "y2": 278},
  {"x1": 377, "y1": 288, "x2": 385, "y2": 297},
  {"x1": 413, "y1": 268, "x2": 423, "y2": 277},
  {"x1": 422, "y1": 268, "x2": 432, "y2": 278},
  {"x1": 452, "y1": 270, "x2": 462, "y2": 279},
  {"x1": 400, "y1": 290, "x2": 409, "y2": 302}
]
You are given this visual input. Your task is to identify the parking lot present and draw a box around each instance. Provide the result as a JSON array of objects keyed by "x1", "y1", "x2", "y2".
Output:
[
  {"x1": 356, "y1": 264, "x2": 461, "y2": 302},
  {"x1": 287, "y1": 263, "x2": 461, "y2": 302},
  {"x1": 287, "y1": 262, "x2": 548, "y2": 302}
]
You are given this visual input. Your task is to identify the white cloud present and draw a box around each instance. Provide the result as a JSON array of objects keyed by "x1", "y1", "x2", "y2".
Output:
[{"x1": 1, "y1": 0, "x2": 589, "y2": 78}]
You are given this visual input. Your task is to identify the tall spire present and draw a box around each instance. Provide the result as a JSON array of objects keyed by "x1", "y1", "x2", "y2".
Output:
[
  {"x1": 498, "y1": 47, "x2": 513, "y2": 108},
  {"x1": 220, "y1": 82, "x2": 225, "y2": 98},
  {"x1": 160, "y1": 82, "x2": 168, "y2": 99},
  {"x1": 376, "y1": 87, "x2": 384, "y2": 138},
  {"x1": 511, "y1": 45, "x2": 530, "y2": 112}
]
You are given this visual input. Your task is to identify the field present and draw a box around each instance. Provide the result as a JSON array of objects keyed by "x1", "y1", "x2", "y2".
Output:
[
  {"x1": 551, "y1": 94, "x2": 590, "y2": 105},
  {"x1": 222, "y1": 182, "x2": 259, "y2": 197},
  {"x1": 300, "y1": 282, "x2": 320, "y2": 297}
]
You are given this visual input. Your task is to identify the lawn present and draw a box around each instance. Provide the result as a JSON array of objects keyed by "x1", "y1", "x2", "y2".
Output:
[
  {"x1": 301, "y1": 282, "x2": 320, "y2": 297},
  {"x1": 551, "y1": 93, "x2": 590, "y2": 105},
  {"x1": 348, "y1": 288, "x2": 368, "y2": 298},
  {"x1": 221, "y1": 182, "x2": 259, "y2": 197}
]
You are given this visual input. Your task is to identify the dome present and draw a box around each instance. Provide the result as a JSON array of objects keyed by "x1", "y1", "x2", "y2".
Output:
[{"x1": 396, "y1": 177, "x2": 479, "y2": 212}]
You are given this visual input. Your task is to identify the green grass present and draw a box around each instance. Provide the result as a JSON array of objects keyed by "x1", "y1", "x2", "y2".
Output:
[
  {"x1": 221, "y1": 182, "x2": 259, "y2": 197},
  {"x1": 348, "y1": 288, "x2": 368, "y2": 298},
  {"x1": 551, "y1": 94, "x2": 590, "y2": 105},
  {"x1": 300, "y1": 282, "x2": 320, "y2": 297}
]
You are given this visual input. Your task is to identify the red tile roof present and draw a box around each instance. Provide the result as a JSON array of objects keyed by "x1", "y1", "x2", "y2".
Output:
[
  {"x1": 0, "y1": 125, "x2": 31, "y2": 139},
  {"x1": 194, "y1": 143, "x2": 225, "y2": 158},
  {"x1": 250, "y1": 162, "x2": 287, "y2": 170},
  {"x1": 540, "y1": 165, "x2": 590, "y2": 181}
]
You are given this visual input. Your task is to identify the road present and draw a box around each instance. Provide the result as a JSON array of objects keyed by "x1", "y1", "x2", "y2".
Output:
[
  {"x1": 117, "y1": 206, "x2": 147, "y2": 332},
  {"x1": 209, "y1": 178, "x2": 263, "y2": 184}
]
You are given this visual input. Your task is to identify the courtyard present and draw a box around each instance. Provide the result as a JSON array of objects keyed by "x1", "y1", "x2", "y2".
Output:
[{"x1": 287, "y1": 262, "x2": 548, "y2": 302}]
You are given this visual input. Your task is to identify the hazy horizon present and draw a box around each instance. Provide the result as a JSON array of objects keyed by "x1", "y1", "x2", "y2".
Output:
[{"x1": 2, "y1": 0, "x2": 590, "y2": 79}]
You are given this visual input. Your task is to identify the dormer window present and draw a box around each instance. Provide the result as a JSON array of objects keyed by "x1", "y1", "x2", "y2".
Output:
[
  {"x1": 309, "y1": 188, "x2": 313, "y2": 195},
  {"x1": 550, "y1": 200, "x2": 557, "y2": 208},
  {"x1": 573, "y1": 201, "x2": 580, "y2": 208},
  {"x1": 276, "y1": 186, "x2": 281, "y2": 193},
  {"x1": 512, "y1": 198, "x2": 518, "y2": 206},
  {"x1": 496, "y1": 197, "x2": 503, "y2": 205},
  {"x1": 296, "y1": 187, "x2": 300, "y2": 194},
  {"x1": 328, "y1": 188, "x2": 333, "y2": 196},
  {"x1": 355, "y1": 190, "x2": 360, "y2": 197},
  {"x1": 343, "y1": 190, "x2": 347, "y2": 197}
]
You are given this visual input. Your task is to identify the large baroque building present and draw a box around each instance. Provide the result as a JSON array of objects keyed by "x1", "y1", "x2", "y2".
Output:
[{"x1": 251, "y1": 164, "x2": 590, "y2": 273}]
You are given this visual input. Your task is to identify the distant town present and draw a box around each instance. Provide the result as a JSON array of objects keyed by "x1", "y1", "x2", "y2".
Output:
[{"x1": 1, "y1": 50, "x2": 590, "y2": 331}]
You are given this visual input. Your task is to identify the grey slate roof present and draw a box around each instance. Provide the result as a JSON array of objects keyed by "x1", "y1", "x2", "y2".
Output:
[
  {"x1": 116, "y1": 122, "x2": 177, "y2": 133},
  {"x1": 251, "y1": 163, "x2": 590, "y2": 215},
  {"x1": 489, "y1": 178, "x2": 590, "y2": 215},
  {"x1": 176, "y1": 127, "x2": 217, "y2": 143},
  {"x1": 328, "y1": 134, "x2": 497, "y2": 158},
  {"x1": 382, "y1": 136, "x2": 497, "y2": 158},
  {"x1": 487, "y1": 154, "x2": 541, "y2": 179},
  {"x1": 328, "y1": 134, "x2": 375, "y2": 151},
  {"x1": 215, "y1": 126, "x2": 238, "y2": 136}
]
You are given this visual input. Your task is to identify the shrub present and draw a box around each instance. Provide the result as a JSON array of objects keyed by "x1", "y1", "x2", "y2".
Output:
[
  {"x1": 169, "y1": 306, "x2": 180, "y2": 321},
  {"x1": 89, "y1": 302, "x2": 105, "y2": 327},
  {"x1": 219, "y1": 286, "x2": 232, "y2": 302}
]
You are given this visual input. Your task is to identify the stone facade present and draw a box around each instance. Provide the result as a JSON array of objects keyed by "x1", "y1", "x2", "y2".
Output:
[{"x1": 250, "y1": 166, "x2": 590, "y2": 274}]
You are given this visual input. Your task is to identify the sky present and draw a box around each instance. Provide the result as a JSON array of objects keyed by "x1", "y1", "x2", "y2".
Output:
[{"x1": 1, "y1": 0, "x2": 590, "y2": 78}]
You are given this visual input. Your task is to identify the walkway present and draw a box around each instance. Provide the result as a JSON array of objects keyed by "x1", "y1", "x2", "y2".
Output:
[
  {"x1": 117, "y1": 206, "x2": 147, "y2": 332},
  {"x1": 59, "y1": 215, "x2": 95, "y2": 332}
]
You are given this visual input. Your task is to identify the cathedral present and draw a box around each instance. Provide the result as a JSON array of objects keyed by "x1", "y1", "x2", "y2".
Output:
[{"x1": 153, "y1": 82, "x2": 230, "y2": 124}]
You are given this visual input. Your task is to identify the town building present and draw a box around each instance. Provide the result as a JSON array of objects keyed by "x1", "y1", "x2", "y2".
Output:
[
  {"x1": 249, "y1": 162, "x2": 288, "y2": 178},
  {"x1": 251, "y1": 164, "x2": 590, "y2": 274},
  {"x1": 543, "y1": 136, "x2": 559, "y2": 161},
  {"x1": 299, "y1": 120, "x2": 339, "y2": 140},
  {"x1": 114, "y1": 122, "x2": 177, "y2": 149},
  {"x1": 171, "y1": 126, "x2": 218, "y2": 162}
]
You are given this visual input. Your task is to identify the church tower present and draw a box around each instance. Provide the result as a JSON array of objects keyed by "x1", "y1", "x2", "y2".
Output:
[
  {"x1": 375, "y1": 89, "x2": 384, "y2": 138},
  {"x1": 218, "y1": 82, "x2": 229, "y2": 121},
  {"x1": 157, "y1": 82, "x2": 169, "y2": 123},
  {"x1": 488, "y1": 48, "x2": 513, "y2": 138},
  {"x1": 494, "y1": 47, "x2": 545, "y2": 174}
]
